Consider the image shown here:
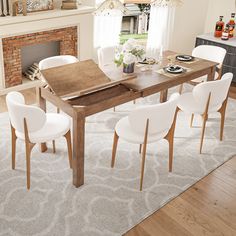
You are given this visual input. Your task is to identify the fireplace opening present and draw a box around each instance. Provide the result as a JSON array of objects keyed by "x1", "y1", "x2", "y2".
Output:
[{"x1": 21, "y1": 41, "x2": 60, "y2": 81}]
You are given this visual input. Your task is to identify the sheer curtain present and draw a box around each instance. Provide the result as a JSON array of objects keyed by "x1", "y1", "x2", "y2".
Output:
[
  {"x1": 94, "y1": 0, "x2": 123, "y2": 48},
  {"x1": 146, "y1": 5, "x2": 175, "y2": 58}
]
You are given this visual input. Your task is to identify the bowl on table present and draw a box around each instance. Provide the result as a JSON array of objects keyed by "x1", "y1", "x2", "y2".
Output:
[
  {"x1": 164, "y1": 65, "x2": 186, "y2": 74},
  {"x1": 176, "y1": 55, "x2": 194, "y2": 62}
]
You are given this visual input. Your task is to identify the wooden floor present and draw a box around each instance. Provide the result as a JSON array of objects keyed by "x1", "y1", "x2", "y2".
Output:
[
  {"x1": 1, "y1": 84, "x2": 236, "y2": 236},
  {"x1": 125, "y1": 156, "x2": 236, "y2": 236}
]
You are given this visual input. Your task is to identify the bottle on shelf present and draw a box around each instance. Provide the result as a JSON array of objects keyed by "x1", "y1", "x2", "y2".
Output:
[
  {"x1": 215, "y1": 16, "x2": 224, "y2": 37},
  {"x1": 221, "y1": 24, "x2": 230, "y2": 40},
  {"x1": 228, "y1": 13, "x2": 235, "y2": 38}
]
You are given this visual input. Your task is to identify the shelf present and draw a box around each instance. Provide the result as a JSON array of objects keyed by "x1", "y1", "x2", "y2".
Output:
[{"x1": 0, "y1": 6, "x2": 95, "y2": 27}]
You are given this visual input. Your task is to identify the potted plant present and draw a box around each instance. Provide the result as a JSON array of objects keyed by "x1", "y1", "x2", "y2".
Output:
[{"x1": 115, "y1": 38, "x2": 145, "y2": 74}]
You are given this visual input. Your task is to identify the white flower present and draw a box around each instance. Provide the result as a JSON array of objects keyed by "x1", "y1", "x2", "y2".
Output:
[
  {"x1": 123, "y1": 39, "x2": 137, "y2": 52},
  {"x1": 123, "y1": 42, "x2": 134, "y2": 52},
  {"x1": 123, "y1": 53, "x2": 136, "y2": 65}
]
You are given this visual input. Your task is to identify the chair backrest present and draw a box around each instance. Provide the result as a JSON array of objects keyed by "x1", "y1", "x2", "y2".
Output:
[
  {"x1": 6, "y1": 92, "x2": 46, "y2": 133},
  {"x1": 193, "y1": 72, "x2": 233, "y2": 111},
  {"x1": 38, "y1": 55, "x2": 78, "y2": 70},
  {"x1": 192, "y1": 45, "x2": 226, "y2": 67},
  {"x1": 128, "y1": 93, "x2": 179, "y2": 135},
  {"x1": 97, "y1": 46, "x2": 116, "y2": 68}
]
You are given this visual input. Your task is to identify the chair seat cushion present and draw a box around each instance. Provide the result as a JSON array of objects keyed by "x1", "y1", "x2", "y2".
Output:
[
  {"x1": 115, "y1": 117, "x2": 169, "y2": 144},
  {"x1": 178, "y1": 93, "x2": 221, "y2": 114},
  {"x1": 16, "y1": 113, "x2": 70, "y2": 143},
  {"x1": 191, "y1": 72, "x2": 219, "y2": 83}
]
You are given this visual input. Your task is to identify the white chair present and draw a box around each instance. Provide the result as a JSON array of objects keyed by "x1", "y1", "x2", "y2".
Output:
[
  {"x1": 6, "y1": 92, "x2": 72, "y2": 189},
  {"x1": 179, "y1": 45, "x2": 227, "y2": 93},
  {"x1": 97, "y1": 46, "x2": 116, "y2": 69},
  {"x1": 191, "y1": 45, "x2": 226, "y2": 83},
  {"x1": 39, "y1": 55, "x2": 78, "y2": 128},
  {"x1": 38, "y1": 55, "x2": 78, "y2": 70},
  {"x1": 178, "y1": 72, "x2": 233, "y2": 154},
  {"x1": 111, "y1": 93, "x2": 180, "y2": 191}
]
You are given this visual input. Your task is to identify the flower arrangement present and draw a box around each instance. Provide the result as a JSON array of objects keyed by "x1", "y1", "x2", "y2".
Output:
[{"x1": 114, "y1": 39, "x2": 145, "y2": 72}]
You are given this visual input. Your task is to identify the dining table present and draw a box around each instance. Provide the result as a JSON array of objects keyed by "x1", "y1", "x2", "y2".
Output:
[{"x1": 37, "y1": 50, "x2": 218, "y2": 188}]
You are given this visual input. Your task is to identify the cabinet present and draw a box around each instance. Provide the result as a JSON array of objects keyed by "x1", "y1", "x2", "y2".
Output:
[{"x1": 196, "y1": 33, "x2": 236, "y2": 82}]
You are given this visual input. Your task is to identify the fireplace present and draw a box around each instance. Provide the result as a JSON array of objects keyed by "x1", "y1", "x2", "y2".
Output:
[{"x1": 2, "y1": 27, "x2": 78, "y2": 88}]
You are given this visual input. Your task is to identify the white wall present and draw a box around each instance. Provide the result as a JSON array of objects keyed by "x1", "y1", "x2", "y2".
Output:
[
  {"x1": 204, "y1": 0, "x2": 236, "y2": 33},
  {"x1": 169, "y1": 0, "x2": 209, "y2": 54}
]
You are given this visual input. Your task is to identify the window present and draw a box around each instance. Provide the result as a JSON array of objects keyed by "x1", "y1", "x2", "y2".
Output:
[{"x1": 120, "y1": 2, "x2": 151, "y2": 46}]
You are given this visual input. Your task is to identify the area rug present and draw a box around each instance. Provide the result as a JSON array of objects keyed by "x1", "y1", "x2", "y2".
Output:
[{"x1": 0, "y1": 89, "x2": 236, "y2": 236}]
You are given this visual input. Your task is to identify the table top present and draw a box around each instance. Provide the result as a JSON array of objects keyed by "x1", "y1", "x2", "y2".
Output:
[
  {"x1": 41, "y1": 50, "x2": 218, "y2": 115},
  {"x1": 102, "y1": 51, "x2": 218, "y2": 93},
  {"x1": 41, "y1": 59, "x2": 136, "y2": 98}
]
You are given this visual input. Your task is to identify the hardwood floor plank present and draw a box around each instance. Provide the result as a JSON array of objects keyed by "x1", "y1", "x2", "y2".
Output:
[
  {"x1": 183, "y1": 186, "x2": 236, "y2": 233},
  {"x1": 164, "y1": 198, "x2": 227, "y2": 236}
]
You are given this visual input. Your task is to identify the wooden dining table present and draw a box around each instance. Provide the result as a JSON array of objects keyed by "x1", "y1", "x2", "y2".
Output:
[{"x1": 37, "y1": 50, "x2": 218, "y2": 188}]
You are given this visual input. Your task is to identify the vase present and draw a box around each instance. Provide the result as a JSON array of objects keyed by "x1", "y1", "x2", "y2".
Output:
[{"x1": 123, "y1": 63, "x2": 135, "y2": 74}]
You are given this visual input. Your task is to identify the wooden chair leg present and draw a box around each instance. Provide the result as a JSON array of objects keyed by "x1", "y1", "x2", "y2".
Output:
[
  {"x1": 11, "y1": 124, "x2": 17, "y2": 170},
  {"x1": 167, "y1": 138, "x2": 174, "y2": 172},
  {"x1": 219, "y1": 112, "x2": 225, "y2": 141},
  {"x1": 64, "y1": 130, "x2": 73, "y2": 168},
  {"x1": 190, "y1": 114, "x2": 194, "y2": 128},
  {"x1": 179, "y1": 84, "x2": 184, "y2": 94},
  {"x1": 139, "y1": 144, "x2": 142, "y2": 154},
  {"x1": 200, "y1": 93, "x2": 211, "y2": 154},
  {"x1": 111, "y1": 131, "x2": 119, "y2": 168},
  {"x1": 140, "y1": 119, "x2": 149, "y2": 191},
  {"x1": 140, "y1": 143, "x2": 147, "y2": 191},
  {"x1": 52, "y1": 140, "x2": 56, "y2": 153},
  {"x1": 25, "y1": 142, "x2": 35, "y2": 190},
  {"x1": 200, "y1": 115, "x2": 207, "y2": 154},
  {"x1": 52, "y1": 109, "x2": 60, "y2": 153},
  {"x1": 164, "y1": 108, "x2": 179, "y2": 172},
  {"x1": 23, "y1": 118, "x2": 35, "y2": 189},
  {"x1": 218, "y1": 97, "x2": 228, "y2": 141}
]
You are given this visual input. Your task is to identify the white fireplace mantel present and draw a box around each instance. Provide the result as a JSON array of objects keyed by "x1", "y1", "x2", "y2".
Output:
[{"x1": 0, "y1": 6, "x2": 95, "y2": 94}]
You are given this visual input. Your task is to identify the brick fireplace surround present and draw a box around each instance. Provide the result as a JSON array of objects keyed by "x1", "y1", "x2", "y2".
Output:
[{"x1": 2, "y1": 26, "x2": 77, "y2": 88}]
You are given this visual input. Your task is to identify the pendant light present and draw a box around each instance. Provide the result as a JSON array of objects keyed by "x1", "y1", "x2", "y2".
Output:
[{"x1": 94, "y1": 0, "x2": 130, "y2": 16}]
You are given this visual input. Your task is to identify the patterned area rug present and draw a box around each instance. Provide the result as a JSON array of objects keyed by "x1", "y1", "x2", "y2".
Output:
[{"x1": 0, "y1": 90, "x2": 236, "y2": 236}]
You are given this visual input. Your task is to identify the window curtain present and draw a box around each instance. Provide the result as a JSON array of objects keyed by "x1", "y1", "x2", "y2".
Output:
[
  {"x1": 146, "y1": 5, "x2": 175, "y2": 58},
  {"x1": 94, "y1": 0, "x2": 123, "y2": 48}
]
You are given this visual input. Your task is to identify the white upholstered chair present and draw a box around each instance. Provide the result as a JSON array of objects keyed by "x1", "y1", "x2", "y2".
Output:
[
  {"x1": 38, "y1": 55, "x2": 78, "y2": 70},
  {"x1": 6, "y1": 92, "x2": 72, "y2": 189},
  {"x1": 179, "y1": 45, "x2": 227, "y2": 93},
  {"x1": 191, "y1": 45, "x2": 226, "y2": 83},
  {"x1": 97, "y1": 46, "x2": 116, "y2": 69},
  {"x1": 111, "y1": 93, "x2": 180, "y2": 191},
  {"x1": 39, "y1": 55, "x2": 78, "y2": 135},
  {"x1": 178, "y1": 72, "x2": 233, "y2": 154}
]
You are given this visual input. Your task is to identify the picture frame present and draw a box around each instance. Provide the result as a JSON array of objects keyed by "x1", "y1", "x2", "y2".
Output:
[{"x1": 18, "y1": 0, "x2": 53, "y2": 13}]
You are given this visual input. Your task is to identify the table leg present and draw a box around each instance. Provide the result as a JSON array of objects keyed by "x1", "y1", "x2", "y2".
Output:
[
  {"x1": 73, "y1": 113, "x2": 85, "y2": 187},
  {"x1": 207, "y1": 66, "x2": 215, "y2": 81},
  {"x1": 160, "y1": 89, "x2": 168, "y2": 103},
  {"x1": 36, "y1": 87, "x2": 48, "y2": 152}
]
